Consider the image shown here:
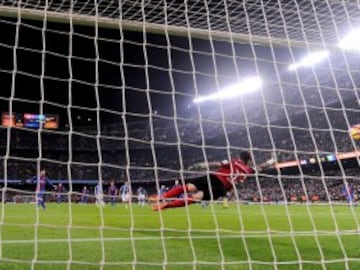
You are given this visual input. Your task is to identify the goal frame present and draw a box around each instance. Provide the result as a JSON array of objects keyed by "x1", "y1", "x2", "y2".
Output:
[{"x1": 0, "y1": 6, "x2": 328, "y2": 49}]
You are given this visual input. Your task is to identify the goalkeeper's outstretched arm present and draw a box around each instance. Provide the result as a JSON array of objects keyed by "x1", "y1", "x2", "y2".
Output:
[
  {"x1": 188, "y1": 161, "x2": 224, "y2": 170},
  {"x1": 255, "y1": 155, "x2": 277, "y2": 172},
  {"x1": 188, "y1": 153, "x2": 277, "y2": 172}
]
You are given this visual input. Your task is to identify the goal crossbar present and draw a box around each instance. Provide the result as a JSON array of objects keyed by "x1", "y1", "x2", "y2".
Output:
[{"x1": 0, "y1": 6, "x2": 329, "y2": 50}]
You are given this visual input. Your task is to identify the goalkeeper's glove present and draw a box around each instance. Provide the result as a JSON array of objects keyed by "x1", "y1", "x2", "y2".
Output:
[
  {"x1": 265, "y1": 154, "x2": 277, "y2": 166},
  {"x1": 221, "y1": 159, "x2": 229, "y2": 165}
]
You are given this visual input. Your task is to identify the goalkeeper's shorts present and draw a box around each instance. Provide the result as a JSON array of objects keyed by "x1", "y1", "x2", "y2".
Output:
[{"x1": 187, "y1": 174, "x2": 226, "y2": 201}]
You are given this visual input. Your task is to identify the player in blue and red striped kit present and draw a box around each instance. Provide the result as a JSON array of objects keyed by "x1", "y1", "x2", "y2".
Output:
[
  {"x1": 56, "y1": 183, "x2": 67, "y2": 204},
  {"x1": 108, "y1": 181, "x2": 118, "y2": 206},
  {"x1": 28, "y1": 168, "x2": 56, "y2": 209},
  {"x1": 81, "y1": 186, "x2": 89, "y2": 204},
  {"x1": 342, "y1": 180, "x2": 356, "y2": 206}
]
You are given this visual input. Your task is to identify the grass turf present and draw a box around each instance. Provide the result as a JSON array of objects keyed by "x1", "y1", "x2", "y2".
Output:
[{"x1": 0, "y1": 203, "x2": 359, "y2": 270}]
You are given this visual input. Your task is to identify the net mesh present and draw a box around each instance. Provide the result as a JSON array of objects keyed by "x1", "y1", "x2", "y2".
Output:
[
  {"x1": 0, "y1": 0, "x2": 360, "y2": 269},
  {"x1": 1, "y1": 0, "x2": 360, "y2": 46}
]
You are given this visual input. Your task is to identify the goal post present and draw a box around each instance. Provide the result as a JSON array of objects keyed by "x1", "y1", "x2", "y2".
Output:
[
  {"x1": 0, "y1": 3, "x2": 332, "y2": 49},
  {"x1": 1, "y1": 0, "x2": 360, "y2": 270}
]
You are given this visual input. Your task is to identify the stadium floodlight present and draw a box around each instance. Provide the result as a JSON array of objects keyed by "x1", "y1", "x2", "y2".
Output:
[
  {"x1": 193, "y1": 76, "x2": 262, "y2": 103},
  {"x1": 288, "y1": 50, "x2": 329, "y2": 71},
  {"x1": 339, "y1": 29, "x2": 360, "y2": 51}
]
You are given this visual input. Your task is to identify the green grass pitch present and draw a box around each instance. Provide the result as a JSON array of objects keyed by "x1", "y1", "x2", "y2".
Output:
[{"x1": 0, "y1": 203, "x2": 359, "y2": 270}]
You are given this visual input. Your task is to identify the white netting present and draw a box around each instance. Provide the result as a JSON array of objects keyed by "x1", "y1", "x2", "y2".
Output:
[
  {"x1": 0, "y1": 0, "x2": 360, "y2": 269},
  {"x1": 0, "y1": 0, "x2": 360, "y2": 46}
]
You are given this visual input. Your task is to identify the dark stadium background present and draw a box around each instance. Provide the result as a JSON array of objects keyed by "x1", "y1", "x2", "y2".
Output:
[{"x1": 0, "y1": 16, "x2": 307, "y2": 127}]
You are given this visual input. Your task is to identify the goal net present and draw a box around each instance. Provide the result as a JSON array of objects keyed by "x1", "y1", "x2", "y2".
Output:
[{"x1": 0, "y1": 0, "x2": 360, "y2": 269}]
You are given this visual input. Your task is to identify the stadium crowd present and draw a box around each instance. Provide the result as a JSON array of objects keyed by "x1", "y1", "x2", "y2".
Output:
[{"x1": 1, "y1": 72, "x2": 360, "y2": 204}]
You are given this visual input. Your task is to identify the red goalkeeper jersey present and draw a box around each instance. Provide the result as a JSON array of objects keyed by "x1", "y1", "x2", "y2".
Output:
[{"x1": 215, "y1": 158, "x2": 254, "y2": 191}]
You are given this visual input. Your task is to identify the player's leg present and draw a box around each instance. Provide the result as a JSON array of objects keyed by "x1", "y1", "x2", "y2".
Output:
[
  {"x1": 348, "y1": 194, "x2": 356, "y2": 206},
  {"x1": 101, "y1": 195, "x2": 105, "y2": 207},
  {"x1": 111, "y1": 196, "x2": 116, "y2": 206},
  {"x1": 138, "y1": 194, "x2": 145, "y2": 207},
  {"x1": 122, "y1": 193, "x2": 130, "y2": 208},
  {"x1": 38, "y1": 194, "x2": 46, "y2": 209},
  {"x1": 196, "y1": 174, "x2": 226, "y2": 209},
  {"x1": 149, "y1": 182, "x2": 197, "y2": 202},
  {"x1": 142, "y1": 195, "x2": 146, "y2": 207},
  {"x1": 82, "y1": 196, "x2": 88, "y2": 204},
  {"x1": 153, "y1": 190, "x2": 203, "y2": 211},
  {"x1": 151, "y1": 175, "x2": 225, "y2": 211},
  {"x1": 96, "y1": 194, "x2": 105, "y2": 207},
  {"x1": 152, "y1": 183, "x2": 198, "y2": 211}
]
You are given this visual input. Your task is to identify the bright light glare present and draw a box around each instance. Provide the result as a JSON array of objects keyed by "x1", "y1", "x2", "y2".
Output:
[
  {"x1": 288, "y1": 50, "x2": 329, "y2": 71},
  {"x1": 193, "y1": 77, "x2": 262, "y2": 103},
  {"x1": 339, "y1": 29, "x2": 360, "y2": 51}
]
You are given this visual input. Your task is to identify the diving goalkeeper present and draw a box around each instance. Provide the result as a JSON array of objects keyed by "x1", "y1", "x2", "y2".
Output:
[{"x1": 150, "y1": 151, "x2": 276, "y2": 211}]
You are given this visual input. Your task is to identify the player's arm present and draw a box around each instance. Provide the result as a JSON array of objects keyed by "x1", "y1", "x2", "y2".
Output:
[
  {"x1": 45, "y1": 178, "x2": 57, "y2": 190},
  {"x1": 25, "y1": 176, "x2": 37, "y2": 184},
  {"x1": 255, "y1": 155, "x2": 277, "y2": 172},
  {"x1": 188, "y1": 160, "x2": 225, "y2": 170}
]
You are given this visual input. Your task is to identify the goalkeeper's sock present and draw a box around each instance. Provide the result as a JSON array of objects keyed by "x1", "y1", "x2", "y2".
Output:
[
  {"x1": 153, "y1": 198, "x2": 193, "y2": 211},
  {"x1": 162, "y1": 185, "x2": 188, "y2": 199},
  {"x1": 169, "y1": 198, "x2": 193, "y2": 208}
]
